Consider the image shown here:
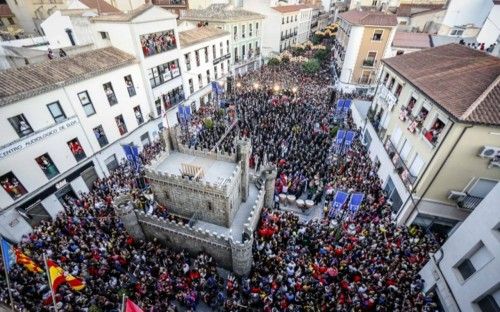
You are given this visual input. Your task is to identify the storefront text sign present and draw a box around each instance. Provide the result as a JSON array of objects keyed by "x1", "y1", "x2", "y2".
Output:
[{"x1": 0, "y1": 117, "x2": 79, "y2": 160}]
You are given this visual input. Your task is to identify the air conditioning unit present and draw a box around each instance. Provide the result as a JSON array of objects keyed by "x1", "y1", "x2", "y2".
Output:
[
  {"x1": 478, "y1": 146, "x2": 500, "y2": 158},
  {"x1": 489, "y1": 158, "x2": 500, "y2": 169},
  {"x1": 448, "y1": 190, "x2": 466, "y2": 202}
]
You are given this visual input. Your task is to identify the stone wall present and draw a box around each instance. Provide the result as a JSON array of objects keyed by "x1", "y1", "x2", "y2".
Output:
[
  {"x1": 178, "y1": 143, "x2": 237, "y2": 163},
  {"x1": 242, "y1": 185, "x2": 266, "y2": 239}
]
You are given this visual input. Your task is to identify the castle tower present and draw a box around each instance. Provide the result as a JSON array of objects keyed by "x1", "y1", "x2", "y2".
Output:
[
  {"x1": 263, "y1": 166, "x2": 277, "y2": 208},
  {"x1": 113, "y1": 195, "x2": 146, "y2": 241},
  {"x1": 160, "y1": 128, "x2": 171, "y2": 156},
  {"x1": 237, "y1": 138, "x2": 251, "y2": 202},
  {"x1": 168, "y1": 125, "x2": 180, "y2": 151},
  {"x1": 230, "y1": 235, "x2": 253, "y2": 276}
]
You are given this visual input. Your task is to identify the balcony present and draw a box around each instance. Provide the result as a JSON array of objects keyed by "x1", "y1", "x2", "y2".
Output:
[
  {"x1": 457, "y1": 194, "x2": 483, "y2": 210},
  {"x1": 384, "y1": 136, "x2": 417, "y2": 190},
  {"x1": 377, "y1": 83, "x2": 397, "y2": 110},
  {"x1": 152, "y1": 0, "x2": 187, "y2": 6},
  {"x1": 367, "y1": 107, "x2": 386, "y2": 140},
  {"x1": 362, "y1": 59, "x2": 376, "y2": 67}
]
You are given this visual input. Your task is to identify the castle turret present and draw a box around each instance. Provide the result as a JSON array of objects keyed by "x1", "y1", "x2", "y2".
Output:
[
  {"x1": 237, "y1": 138, "x2": 251, "y2": 202},
  {"x1": 114, "y1": 195, "x2": 146, "y2": 241},
  {"x1": 160, "y1": 128, "x2": 171, "y2": 156},
  {"x1": 230, "y1": 235, "x2": 253, "y2": 276},
  {"x1": 263, "y1": 167, "x2": 277, "y2": 208}
]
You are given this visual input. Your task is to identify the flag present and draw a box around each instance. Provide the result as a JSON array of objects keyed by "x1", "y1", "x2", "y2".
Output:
[
  {"x1": 125, "y1": 298, "x2": 144, "y2": 312},
  {"x1": 1, "y1": 238, "x2": 15, "y2": 272},
  {"x1": 122, "y1": 144, "x2": 141, "y2": 172},
  {"x1": 15, "y1": 249, "x2": 43, "y2": 273},
  {"x1": 47, "y1": 259, "x2": 66, "y2": 292},
  {"x1": 47, "y1": 259, "x2": 85, "y2": 292},
  {"x1": 178, "y1": 105, "x2": 186, "y2": 124}
]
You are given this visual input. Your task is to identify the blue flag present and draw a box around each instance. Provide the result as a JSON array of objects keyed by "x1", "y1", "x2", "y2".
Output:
[
  {"x1": 122, "y1": 144, "x2": 140, "y2": 172},
  {"x1": 178, "y1": 105, "x2": 186, "y2": 124},
  {"x1": 1, "y1": 238, "x2": 15, "y2": 272}
]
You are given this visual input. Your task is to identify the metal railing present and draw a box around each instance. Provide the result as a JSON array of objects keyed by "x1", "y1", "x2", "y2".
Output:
[
  {"x1": 384, "y1": 136, "x2": 417, "y2": 190},
  {"x1": 362, "y1": 59, "x2": 376, "y2": 67},
  {"x1": 457, "y1": 194, "x2": 483, "y2": 210}
]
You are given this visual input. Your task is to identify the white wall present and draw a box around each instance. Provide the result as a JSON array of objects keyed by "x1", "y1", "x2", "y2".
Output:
[
  {"x1": 419, "y1": 182, "x2": 500, "y2": 312},
  {"x1": 476, "y1": 5, "x2": 500, "y2": 46},
  {"x1": 339, "y1": 25, "x2": 363, "y2": 84},
  {"x1": 41, "y1": 11, "x2": 75, "y2": 48},
  {"x1": 441, "y1": 0, "x2": 493, "y2": 28}
]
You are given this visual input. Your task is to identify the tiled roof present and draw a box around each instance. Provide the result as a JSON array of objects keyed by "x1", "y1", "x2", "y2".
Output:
[
  {"x1": 396, "y1": 4, "x2": 444, "y2": 17},
  {"x1": 91, "y1": 3, "x2": 159, "y2": 22},
  {"x1": 392, "y1": 31, "x2": 431, "y2": 49},
  {"x1": 0, "y1": 47, "x2": 137, "y2": 106},
  {"x1": 272, "y1": 4, "x2": 310, "y2": 13},
  {"x1": 339, "y1": 10, "x2": 397, "y2": 27},
  {"x1": 179, "y1": 26, "x2": 229, "y2": 47},
  {"x1": 180, "y1": 4, "x2": 264, "y2": 22},
  {"x1": 0, "y1": 4, "x2": 13, "y2": 17},
  {"x1": 79, "y1": 0, "x2": 122, "y2": 14},
  {"x1": 383, "y1": 44, "x2": 500, "y2": 126}
]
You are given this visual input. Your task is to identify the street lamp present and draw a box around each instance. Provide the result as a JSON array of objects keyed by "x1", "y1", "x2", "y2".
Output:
[
  {"x1": 273, "y1": 84, "x2": 280, "y2": 92},
  {"x1": 292, "y1": 87, "x2": 297, "y2": 93},
  {"x1": 236, "y1": 82, "x2": 242, "y2": 88},
  {"x1": 253, "y1": 82, "x2": 259, "y2": 89}
]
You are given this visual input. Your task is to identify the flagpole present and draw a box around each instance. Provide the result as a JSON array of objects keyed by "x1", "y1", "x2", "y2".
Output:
[
  {"x1": 121, "y1": 294, "x2": 126, "y2": 312},
  {"x1": 43, "y1": 254, "x2": 58, "y2": 312},
  {"x1": 0, "y1": 235, "x2": 15, "y2": 311}
]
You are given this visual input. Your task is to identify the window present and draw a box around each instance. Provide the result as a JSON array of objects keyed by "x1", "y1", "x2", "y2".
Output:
[
  {"x1": 424, "y1": 118, "x2": 445, "y2": 145},
  {"x1": 204, "y1": 47, "x2": 209, "y2": 63},
  {"x1": 388, "y1": 77, "x2": 395, "y2": 89},
  {"x1": 256, "y1": 22, "x2": 259, "y2": 35},
  {"x1": 242, "y1": 24, "x2": 245, "y2": 38},
  {"x1": 233, "y1": 26, "x2": 237, "y2": 40},
  {"x1": 282, "y1": 17, "x2": 284, "y2": 24},
  {"x1": 147, "y1": 59, "x2": 181, "y2": 88},
  {"x1": 99, "y1": 31, "x2": 109, "y2": 39},
  {"x1": 391, "y1": 127, "x2": 402, "y2": 146},
  {"x1": 363, "y1": 51, "x2": 376, "y2": 67},
  {"x1": 295, "y1": 15, "x2": 297, "y2": 22},
  {"x1": 46, "y1": 101, "x2": 66, "y2": 123},
  {"x1": 226, "y1": 40, "x2": 229, "y2": 54},
  {"x1": 195, "y1": 50, "x2": 200, "y2": 66},
  {"x1": 0, "y1": 171, "x2": 27, "y2": 199},
  {"x1": 124, "y1": 75, "x2": 136, "y2": 97},
  {"x1": 242, "y1": 44, "x2": 246, "y2": 60},
  {"x1": 155, "y1": 99, "x2": 162, "y2": 116},
  {"x1": 8, "y1": 114, "x2": 33, "y2": 138},
  {"x1": 185, "y1": 53, "x2": 191, "y2": 71},
  {"x1": 35, "y1": 153, "x2": 59, "y2": 179},
  {"x1": 409, "y1": 154, "x2": 424, "y2": 177},
  {"x1": 477, "y1": 291, "x2": 500, "y2": 312},
  {"x1": 134, "y1": 106, "x2": 144, "y2": 125},
  {"x1": 372, "y1": 29, "x2": 383, "y2": 41},
  {"x1": 234, "y1": 47, "x2": 238, "y2": 62},
  {"x1": 219, "y1": 42, "x2": 223, "y2": 56},
  {"x1": 450, "y1": 29, "x2": 464, "y2": 36},
  {"x1": 67, "y1": 138, "x2": 86, "y2": 161},
  {"x1": 115, "y1": 115, "x2": 128, "y2": 135},
  {"x1": 249, "y1": 23, "x2": 252, "y2": 37},
  {"x1": 140, "y1": 29, "x2": 176, "y2": 57},
  {"x1": 456, "y1": 242, "x2": 494, "y2": 281},
  {"x1": 105, "y1": 154, "x2": 119, "y2": 172},
  {"x1": 221, "y1": 62, "x2": 225, "y2": 74},
  {"x1": 103, "y1": 82, "x2": 117, "y2": 105},
  {"x1": 189, "y1": 78, "x2": 194, "y2": 94},
  {"x1": 214, "y1": 66, "x2": 218, "y2": 79},
  {"x1": 384, "y1": 177, "x2": 403, "y2": 212},
  {"x1": 399, "y1": 139, "x2": 412, "y2": 161},
  {"x1": 198, "y1": 74, "x2": 203, "y2": 89},
  {"x1": 383, "y1": 73, "x2": 389, "y2": 84},
  {"x1": 78, "y1": 91, "x2": 95, "y2": 116},
  {"x1": 212, "y1": 44, "x2": 216, "y2": 59},
  {"x1": 206, "y1": 70, "x2": 210, "y2": 84},
  {"x1": 395, "y1": 84, "x2": 402, "y2": 97},
  {"x1": 162, "y1": 85, "x2": 185, "y2": 109},
  {"x1": 363, "y1": 129, "x2": 372, "y2": 148},
  {"x1": 93, "y1": 125, "x2": 108, "y2": 147}
]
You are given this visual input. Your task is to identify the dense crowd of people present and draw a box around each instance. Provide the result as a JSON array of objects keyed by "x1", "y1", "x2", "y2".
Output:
[{"x1": 1, "y1": 47, "x2": 442, "y2": 311}]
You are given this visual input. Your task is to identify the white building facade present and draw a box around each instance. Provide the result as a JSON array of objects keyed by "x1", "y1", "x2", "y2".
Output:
[
  {"x1": 419, "y1": 182, "x2": 500, "y2": 312},
  {"x1": 0, "y1": 47, "x2": 158, "y2": 242},
  {"x1": 179, "y1": 4, "x2": 264, "y2": 76}
]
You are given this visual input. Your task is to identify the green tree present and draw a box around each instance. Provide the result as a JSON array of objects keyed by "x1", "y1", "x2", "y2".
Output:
[
  {"x1": 267, "y1": 58, "x2": 280, "y2": 66},
  {"x1": 302, "y1": 59, "x2": 320, "y2": 74},
  {"x1": 314, "y1": 49, "x2": 329, "y2": 62}
]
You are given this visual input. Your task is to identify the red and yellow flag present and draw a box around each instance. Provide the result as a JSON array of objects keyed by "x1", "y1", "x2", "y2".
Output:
[
  {"x1": 47, "y1": 259, "x2": 85, "y2": 292},
  {"x1": 15, "y1": 249, "x2": 43, "y2": 273}
]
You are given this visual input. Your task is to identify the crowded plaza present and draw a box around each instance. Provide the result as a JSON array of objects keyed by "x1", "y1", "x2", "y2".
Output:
[{"x1": 0, "y1": 46, "x2": 442, "y2": 312}]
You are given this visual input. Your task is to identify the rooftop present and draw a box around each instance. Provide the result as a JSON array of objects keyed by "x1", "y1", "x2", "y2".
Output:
[
  {"x1": 90, "y1": 3, "x2": 175, "y2": 22},
  {"x1": 0, "y1": 47, "x2": 136, "y2": 106},
  {"x1": 392, "y1": 31, "x2": 432, "y2": 49},
  {"x1": 179, "y1": 26, "x2": 229, "y2": 48},
  {"x1": 79, "y1": 0, "x2": 121, "y2": 14},
  {"x1": 383, "y1": 44, "x2": 500, "y2": 126},
  {"x1": 396, "y1": 4, "x2": 444, "y2": 17},
  {"x1": 339, "y1": 10, "x2": 397, "y2": 27},
  {"x1": 180, "y1": 4, "x2": 264, "y2": 22},
  {"x1": 0, "y1": 4, "x2": 13, "y2": 17},
  {"x1": 272, "y1": 4, "x2": 311, "y2": 13},
  {"x1": 154, "y1": 151, "x2": 237, "y2": 184}
]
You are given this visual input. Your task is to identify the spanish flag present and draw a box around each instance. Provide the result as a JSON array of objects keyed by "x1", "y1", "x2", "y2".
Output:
[
  {"x1": 15, "y1": 249, "x2": 43, "y2": 273},
  {"x1": 47, "y1": 259, "x2": 85, "y2": 292}
]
